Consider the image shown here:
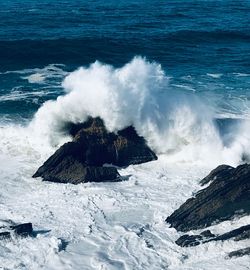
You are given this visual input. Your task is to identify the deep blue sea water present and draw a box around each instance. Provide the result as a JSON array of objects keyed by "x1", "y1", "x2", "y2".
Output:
[{"x1": 0, "y1": 0, "x2": 250, "y2": 121}]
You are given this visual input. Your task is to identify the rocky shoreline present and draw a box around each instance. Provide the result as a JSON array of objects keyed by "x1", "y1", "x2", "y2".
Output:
[
  {"x1": 32, "y1": 117, "x2": 249, "y2": 259},
  {"x1": 166, "y1": 163, "x2": 250, "y2": 232},
  {"x1": 166, "y1": 163, "x2": 250, "y2": 258}
]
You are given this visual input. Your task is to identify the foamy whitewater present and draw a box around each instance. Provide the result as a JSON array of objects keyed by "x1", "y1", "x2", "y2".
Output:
[
  {"x1": 30, "y1": 57, "x2": 250, "y2": 167},
  {"x1": 0, "y1": 58, "x2": 250, "y2": 269}
]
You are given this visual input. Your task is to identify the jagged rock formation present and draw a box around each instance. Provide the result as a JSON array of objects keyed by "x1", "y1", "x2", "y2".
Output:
[
  {"x1": 33, "y1": 117, "x2": 157, "y2": 184},
  {"x1": 166, "y1": 164, "x2": 250, "y2": 231}
]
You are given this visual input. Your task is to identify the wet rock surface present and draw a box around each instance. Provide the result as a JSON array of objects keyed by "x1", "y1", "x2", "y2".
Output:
[
  {"x1": 175, "y1": 230, "x2": 215, "y2": 247},
  {"x1": 175, "y1": 225, "x2": 250, "y2": 247},
  {"x1": 166, "y1": 164, "x2": 250, "y2": 231},
  {"x1": 227, "y1": 247, "x2": 250, "y2": 259},
  {"x1": 33, "y1": 117, "x2": 157, "y2": 184},
  {"x1": 199, "y1": 164, "x2": 234, "y2": 186}
]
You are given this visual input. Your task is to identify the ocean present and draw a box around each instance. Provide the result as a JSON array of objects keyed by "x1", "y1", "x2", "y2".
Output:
[{"x1": 0, "y1": 0, "x2": 250, "y2": 269}]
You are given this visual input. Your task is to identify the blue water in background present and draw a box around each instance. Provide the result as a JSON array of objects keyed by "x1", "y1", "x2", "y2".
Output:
[{"x1": 0, "y1": 0, "x2": 250, "y2": 121}]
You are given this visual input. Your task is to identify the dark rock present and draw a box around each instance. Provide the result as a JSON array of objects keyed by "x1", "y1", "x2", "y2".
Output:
[
  {"x1": 33, "y1": 148, "x2": 120, "y2": 184},
  {"x1": 212, "y1": 224, "x2": 250, "y2": 242},
  {"x1": 234, "y1": 228, "x2": 250, "y2": 241},
  {"x1": 175, "y1": 234, "x2": 203, "y2": 247},
  {"x1": 33, "y1": 117, "x2": 157, "y2": 184},
  {"x1": 58, "y1": 238, "x2": 69, "y2": 252},
  {"x1": 0, "y1": 232, "x2": 11, "y2": 240},
  {"x1": 71, "y1": 118, "x2": 157, "y2": 167},
  {"x1": 227, "y1": 247, "x2": 250, "y2": 259},
  {"x1": 175, "y1": 230, "x2": 215, "y2": 247},
  {"x1": 115, "y1": 126, "x2": 157, "y2": 166},
  {"x1": 10, "y1": 223, "x2": 33, "y2": 237},
  {"x1": 166, "y1": 164, "x2": 250, "y2": 231},
  {"x1": 0, "y1": 222, "x2": 33, "y2": 240},
  {"x1": 200, "y1": 164, "x2": 234, "y2": 186},
  {"x1": 200, "y1": 230, "x2": 215, "y2": 238},
  {"x1": 175, "y1": 225, "x2": 250, "y2": 247}
]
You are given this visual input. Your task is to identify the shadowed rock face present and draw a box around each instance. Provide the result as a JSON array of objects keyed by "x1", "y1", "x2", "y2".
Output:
[
  {"x1": 166, "y1": 164, "x2": 250, "y2": 232},
  {"x1": 33, "y1": 117, "x2": 157, "y2": 184}
]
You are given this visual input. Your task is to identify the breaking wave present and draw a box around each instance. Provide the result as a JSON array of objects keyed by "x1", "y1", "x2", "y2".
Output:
[{"x1": 26, "y1": 57, "x2": 250, "y2": 167}]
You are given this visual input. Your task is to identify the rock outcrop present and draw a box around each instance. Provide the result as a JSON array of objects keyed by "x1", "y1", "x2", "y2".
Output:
[
  {"x1": 166, "y1": 164, "x2": 250, "y2": 231},
  {"x1": 33, "y1": 117, "x2": 157, "y2": 184},
  {"x1": 175, "y1": 224, "x2": 250, "y2": 247}
]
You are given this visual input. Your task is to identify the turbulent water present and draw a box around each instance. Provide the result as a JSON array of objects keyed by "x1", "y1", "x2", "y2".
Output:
[{"x1": 0, "y1": 1, "x2": 250, "y2": 269}]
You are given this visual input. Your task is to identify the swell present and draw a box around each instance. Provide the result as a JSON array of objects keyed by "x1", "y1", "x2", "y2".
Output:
[
  {"x1": 0, "y1": 38, "x2": 140, "y2": 71},
  {"x1": 165, "y1": 30, "x2": 250, "y2": 43},
  {"x1": 1, "y1": 29, "x2": 249, "y2": 71}
]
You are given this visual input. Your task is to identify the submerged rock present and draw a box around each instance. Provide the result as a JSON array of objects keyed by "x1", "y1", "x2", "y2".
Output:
[
  {"x1": 175, "y1": 225, "x2": 250, "y2": 247},
  {"x1": 33, "y1": 117, "x2": 157, "y2": 184},
  {"x1": 166, "y1": 164, "x2": 250, "y2": 231}
]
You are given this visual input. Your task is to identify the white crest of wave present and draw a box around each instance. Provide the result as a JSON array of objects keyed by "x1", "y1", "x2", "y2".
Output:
[{"x1": 28, "y1": 56, "x2": 248, "y2": 166}]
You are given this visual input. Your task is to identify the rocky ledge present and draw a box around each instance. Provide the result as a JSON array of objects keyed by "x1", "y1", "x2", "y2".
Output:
[
  {"x1": 166, "y1": 163, "x2": 250, "y2": 232},
  {"x1": 33, "y1": 117, "x2": 157, "y2": 184}
]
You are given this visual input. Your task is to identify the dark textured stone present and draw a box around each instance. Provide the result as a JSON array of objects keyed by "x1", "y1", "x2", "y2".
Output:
[
  {"x1": 212, "y1": 224, "x2": 250, "y2": 242},
  {"x1": 175, "y1": 230, "x2": 215, "y2": 247},
  {"x1": 166, "y1": 164, "x2": 250, "y2": 231},
  {"x1": 175, "y1": 225, "x2": 250, "y2": 247},
  {"x1": 200, "y1": 230, "x2": 215, "y2": 238},
  {"x1": 0, "y1": 223, "x2": 33, "y2": 240},
  {"x1": 10, "y1": 223, "x2": 33, "y2": 237},
  {"x1": 71, "y1": 118, "x2": 157, "y2": 167},
  {"x1": 0, "y1": 231, "x2": 11, "y2": 240},
  {"x1": 33, "y1": 117, "x2": 157, "y2": 184},
  {"x1": 175, "y1": 234, "x2": 203, "y2": 247},
  {"x1": 227, "y1": 247, "x2": 250, "y2": 258},
  {"x1": 200, "y1": 164, "x2": 234, "y2": 186}
]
